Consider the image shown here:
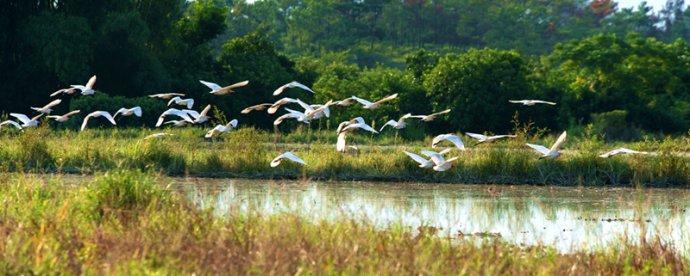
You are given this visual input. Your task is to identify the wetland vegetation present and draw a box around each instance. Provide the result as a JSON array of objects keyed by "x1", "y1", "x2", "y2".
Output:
[
  {"x1": 0, "y1": 171, "x2": 687, "y2": 274},
  {"x1": 0, "y1": 127, "x2": 687, "y2": 187}
]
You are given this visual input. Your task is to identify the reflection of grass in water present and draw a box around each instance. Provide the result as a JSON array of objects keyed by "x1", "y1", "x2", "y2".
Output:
[
  {"x1": 0, "y1": 128, "x2": 688, "y2": 186},
  {"x1": 1, "y1": 172, "x2": 688, "y2": 274}
]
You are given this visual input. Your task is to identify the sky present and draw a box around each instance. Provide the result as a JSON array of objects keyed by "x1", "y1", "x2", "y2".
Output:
[{"x1": 617, "y1": 0, "x2": 676, "y2": 10}]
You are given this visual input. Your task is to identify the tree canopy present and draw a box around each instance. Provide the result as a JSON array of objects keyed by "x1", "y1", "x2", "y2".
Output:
[{"x1": 1, "y1": 0, "x2": 689, "y2": 135}]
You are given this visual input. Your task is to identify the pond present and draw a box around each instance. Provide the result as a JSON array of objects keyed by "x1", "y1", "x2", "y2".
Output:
[{"x1": 174, "y1": 178, "x2": 690, "y2": 254}]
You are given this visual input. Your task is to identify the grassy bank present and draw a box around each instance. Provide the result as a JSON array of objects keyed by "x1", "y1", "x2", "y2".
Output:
[
  {"x1": 0, "y1": 127, "x2": 688, "y2": 186},
  {"x1": 0, "y1": 171, "x2": 686, "y2": 274}
]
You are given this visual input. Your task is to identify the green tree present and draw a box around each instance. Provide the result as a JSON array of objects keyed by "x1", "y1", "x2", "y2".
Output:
[
  {"x1": 545, "y1": 33, "x2": 690, "y2": 132},
  {"x1": 217, "y1": 33, "x2": 297, "y2": 127},
  {"x1": 424, "y1": 49, "x2": 533, "y2": 133}
]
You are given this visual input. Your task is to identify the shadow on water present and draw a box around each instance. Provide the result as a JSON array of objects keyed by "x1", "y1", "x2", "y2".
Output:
[{"x1": 175, "y1": 178, "x2": 690, "y2": 254}]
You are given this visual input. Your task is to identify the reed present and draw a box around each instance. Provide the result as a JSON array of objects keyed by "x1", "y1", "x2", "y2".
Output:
[
  {"x1": 0, "y1": 127, "x2": 687, "y2": 186},
  {"x1": 0, "y1": 171, "x2": 686, "y2": 274}
]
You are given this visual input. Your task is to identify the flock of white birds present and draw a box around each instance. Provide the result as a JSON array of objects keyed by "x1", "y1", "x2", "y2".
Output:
[{"x1": 0, "y1": 75, "x2": 650, "y2": 170}]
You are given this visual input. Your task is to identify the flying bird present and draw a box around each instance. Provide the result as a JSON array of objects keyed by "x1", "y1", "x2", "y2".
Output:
[
  {"x1": 267, "y1": 98, "x2": 299, "y2": 114},
  {"x1": 190, "y1": 105, "x2": 212, "y2": 124},
  {"x1": 30, "y1": 99, "x2": 62, "y2": 114},
  {"x1": 294, "y1": 99, "x2": 334, "y2": 120},
  {"x1": 205, "y1": 119, "x2": 239, "y2": 138},
  {"x1": 0, "y1": 120, "x2": 22, "y2": 130},
  {"x1": 421, "y1": 149, "x2": 459, "y2": 172},
  {"x1": 599, "y1": 148, "x2": 650, "y2": 158},
  {"x1": 380, "y1": 114, "x2": 413, "y2": 132},
  {"x1": 336, "y1": 119, "x2": 378, "y2": 152},
  {"x1": 432, "y1": 134, "x2": 466, "y2": 150},
  {"x1": 199, "y1": 80, "x2": 249, "y2": 95},
  {"x1": 273, "y1": 81, "x2": 314, "y2": 96},
  {"x1": 336, "y1": 117, "x2": 366, "y2": 134},
  {"x1": 155, "y1": 108, "x2": 195, "y2": 127},
  {"x1": 167, "y1": 96, "x2": 194, "y2": 109},
  {"x1": 403, "y1": 151, "x2": 435, "y2": 169},
  {"x1": 270, "y1": 151, "x2": 307, "y2": 167},
  {"x1": 274, "y1": 108, "x2": 309, "y2": 126},
  {"x1": 241, "y1": 103, "x2": 273, "y2": 114},
  {"x1": 337, "y1": 94, "x2": 398, "y2": 109},
  {"x1": 113, "y1": 106, "x2": 142, "y2": 119},
  {"x1": 526, "y1": 131, "x2": 567, "y2": 159},
  {"x1": 148, "y1": 93, "x2": 185, "y2": 100},
  {"x1": 52, "y1": 75, "x2": 97, "y2": 97},
  {"x1": 163, "y1": 120, "x2": 191, "y2": 127},
  {"x1": 9, "y1": 113, "x2": 42, "y2": 128},
  {"x1": 144, "y1": 132, "x2": 173, "y2": 140},
  {"x1": 509, "y1": 100, "x2": 556, "y2": 106},
  {"x1": 409, "y1": 109, "x2": 451, "y2": 122},
  {"x1": 81, "y1": 111, "x2": 117, "y2": 131},
  {"x1": 466, "y1": 132, "x2": 517, "y2": 144},
  {"x1": 46, "y1": 110, "x2": 81, "y2": 123}
]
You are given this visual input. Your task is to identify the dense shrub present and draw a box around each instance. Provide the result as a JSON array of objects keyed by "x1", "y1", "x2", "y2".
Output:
[{"x1": 591, "y1": 110, "x2": 641, "y2": 141}]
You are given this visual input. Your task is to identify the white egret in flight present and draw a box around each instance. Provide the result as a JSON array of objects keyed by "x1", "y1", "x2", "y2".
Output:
[
  {"x1": 466, "y1": 132, "x2": 516, "y2": 144},
  {"x1": 409, "y1": 109, "x2": 451, "y2": 122},
  {"x1": 241, "y1": 103, "x2": 272, "y2": 114},
  {"x1": 9, "y1": 113, "x2": 42, "y2": 128},
  {"x1": 380, "y1": 114, "x2": 413, "y2": 132},
  {"x1": 273, "y1": 108, "x2": 309, "y2": 126},
  {"x1": 199, "y1": 80, "x2": 249, "y2": 95},
  {"x1": 113, "y1": 106, "x2": 142, "y2": 119},
  {"x1": 509, "y1": 100, "x2": 556, "y2": 106},
  {"x1": 81, "y1": 111, "x2": 117, "y2": 131},
  {"x1": 205, "y1": 119, "x2": 239, "y2": 138},
  {"x1": 189, "y1": 105, "x2": 212, "y2": 124},
  {"x1": 155, "y1": 108, "x2": 194, "y2": 127},
  {"x1": 599, "y1": 148, "x2": 650, "y2": 158},
  {"x1": 0, "y1": 120, "x2": 22, "y2": 130},
  {"x1": 167, "y1": 96, "x2": 194, "y2": 109},
  {"x1": 526, "y1": 131, "x2": 567, "y2": 159},
  {"x1": 336, "y1": 119, "x2": 377, "y2": 152},
  {"x1": 267, "y1": 97, "x2": 299, "y2": 114},
  {"x1": 31, "y1": 99, "x2": 62, "y2": 114},
  {"x1": 148, "y1": 93, "x2": 185, "y2": 100},
  {"x1": 421, "y1": 149, "x2": 459, "y2": 172},
  {"x1": 46, "y1": 110, "x2": 81, "y2": 123},
  {"x1": 52, "y1": 75, "x2": 97, "y2": 96},
  {"x1": 432, "y1": 134, "x2": 466, "y2": 150},
  {"x1": 337, "y1": 94, "x2": 398, "y2": 109},
  {"x1": 144, "y1": 132, "x2": 173, "y2": 140},
  {"x1": 273, "y1": 81, "x2": 314, "y2": 96},
  {"x1": 270, "y1": 151, "x2": 307, "y2": 167}
]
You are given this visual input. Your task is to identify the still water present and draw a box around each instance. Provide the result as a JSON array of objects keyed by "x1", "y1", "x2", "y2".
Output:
[{"x1": 175, "y1": 178, "x2": 690, "y2": 253}]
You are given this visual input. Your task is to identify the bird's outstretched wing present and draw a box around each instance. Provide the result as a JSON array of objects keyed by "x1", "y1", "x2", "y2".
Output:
[
  {"x1": 0, "y1": 120, "x2": 22, "y2": 129},
  {"x1": 9, "y1": 113, "x2": 31, "y2": 124},
  {"x1": 350, "y1": 96, "x2": 373, "y2": 107},
  {"x1": 550, "y1": 131, "x2": 567, "y2": 152},
  {"x1": 241, "y1": 103, "x2": 271, "y2": 114},
  {"x1": 226, "y1": 80, "x2": 249, "y2": 90},
  {"x1": 199, "y1": 80, "x2": 222, "y2": 91},
  {"x1": 85, "y1": 75, "x2": 97, "y2": 90},
  {"x1": 380, "y1": 120, "x2": 397, "y2": 132},
  {"x1": 465, "y1": 132, "x2": 487, "y2": 141},
  {"x1": 526, "y1": 143, "x2": 550, "y2": 155},
  {"x1": 432, "y1": 134, "x2": 465, "y2": 150},
  {"x1": 271, "y1": 151, "x2": 306, "y2": 167},
  {"x1": 404, "y1": 151, "x2": 430, "y2": 166},
  {"x1": 374, "y1": 93, "x2": 398, "y2": 105}
]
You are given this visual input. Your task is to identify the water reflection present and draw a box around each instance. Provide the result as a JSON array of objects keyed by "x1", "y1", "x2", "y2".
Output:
[{"x1": 177, "y1": 178, "x2": 690, "y2": 253}]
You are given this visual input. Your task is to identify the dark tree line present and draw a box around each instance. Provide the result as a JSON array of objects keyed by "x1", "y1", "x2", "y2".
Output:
[{"x1": 1, "y1": 0, "x2": 689, "y2": 135}]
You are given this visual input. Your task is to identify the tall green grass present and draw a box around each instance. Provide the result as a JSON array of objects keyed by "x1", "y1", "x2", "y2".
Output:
[
  {"x1": 0, "y1": 172, "x2": 686, "y2": 274},
  {"x1": 0, "y1": 127, "x2": 687, "y2": 186}
]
